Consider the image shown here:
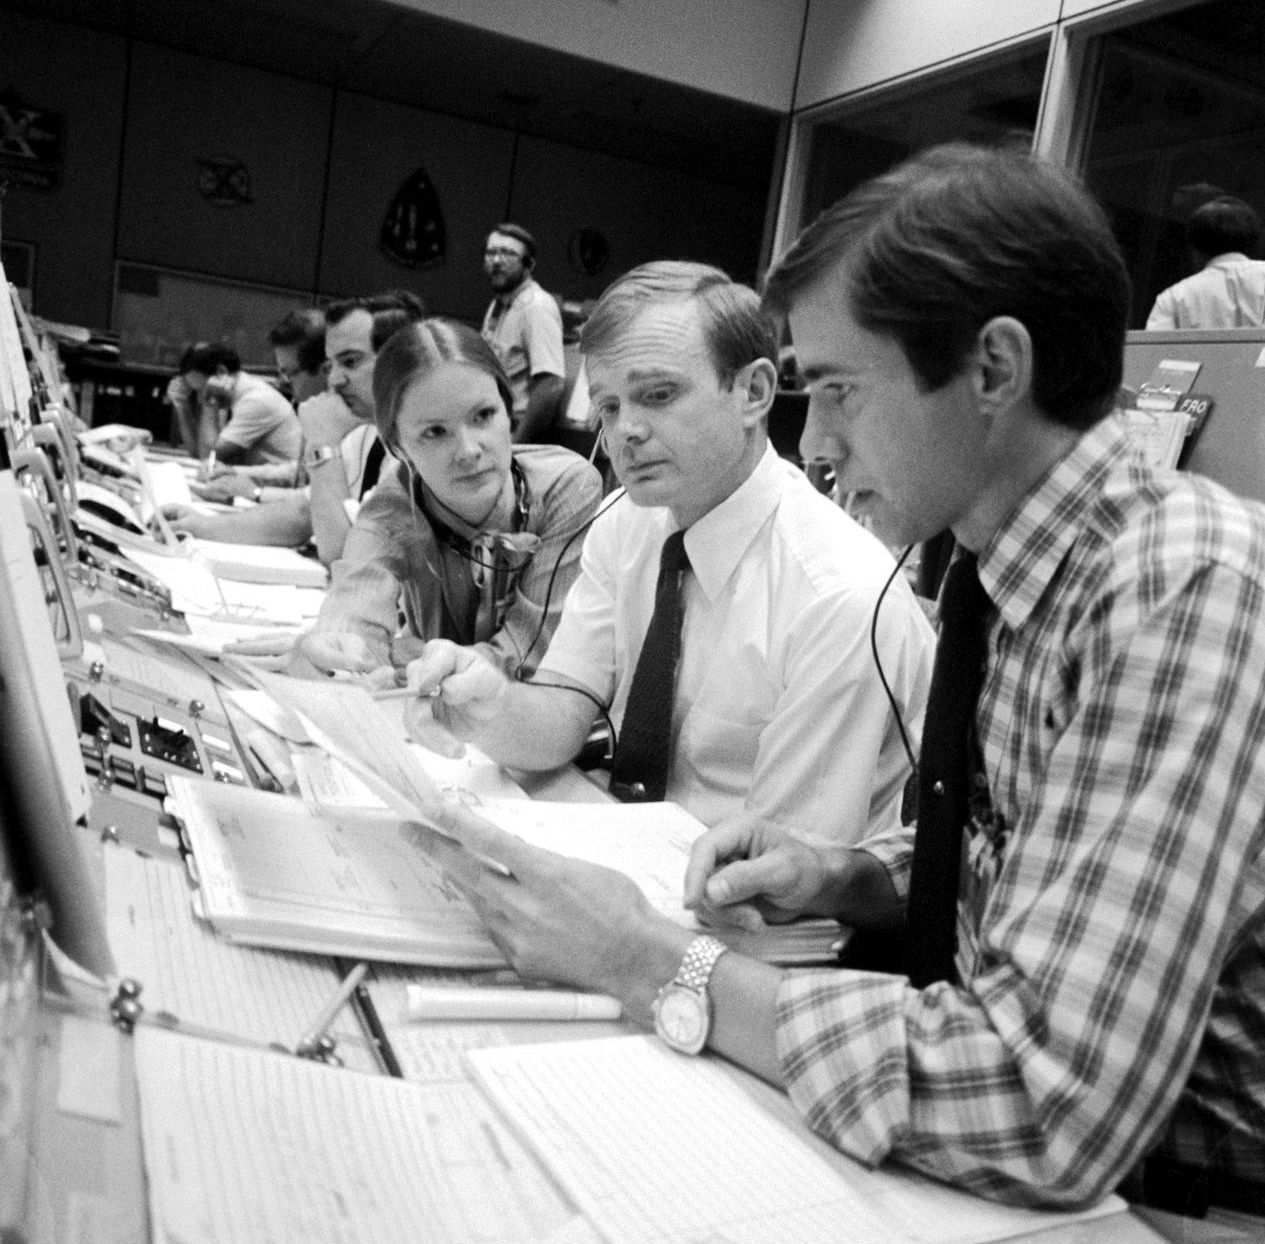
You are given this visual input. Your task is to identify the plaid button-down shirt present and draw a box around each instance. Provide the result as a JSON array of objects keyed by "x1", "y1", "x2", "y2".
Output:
[{"x1": 776, "y1": 420, "x2": 1265, "y2": 1209}]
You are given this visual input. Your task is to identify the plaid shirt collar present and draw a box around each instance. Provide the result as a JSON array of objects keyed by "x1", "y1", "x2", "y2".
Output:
[{"x1": 979, "y1": 419, "x2": 1128, "y2": 633}]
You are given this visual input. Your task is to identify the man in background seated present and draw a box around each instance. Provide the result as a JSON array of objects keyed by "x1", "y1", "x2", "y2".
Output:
[
  {"x1": 165, "y1": 292, "x2": 423, "y2": 565},
  {"x1": 166, "y1": 342, "x2": 218, "y2": 458},
  {"x1": 411, "y1": 259, "x2": 934, "y2": 840},
  {"x1": 416, "y1": 145, "x2": 1265, "y2": 1224},
  {"x1": 180, "y1": 341, "x2": 302, "y2": 477},
  {"x1": 1146, "y1": 194, "x2": 1265, "y2": 329},
  {"x1": 270, "y1": 307, "x2": 329, "y2": 405},
  {"x1": 197, "y1": 308, "x2": 332, "y2": 503},
  {"x1": 480, "y1": 222, "x2": 566, "y2": 444}
]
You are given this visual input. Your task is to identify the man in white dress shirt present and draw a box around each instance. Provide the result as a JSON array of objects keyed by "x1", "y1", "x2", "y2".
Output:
[
  {"x1": 1147, "y1": 195, "x2": 1265, "y2": 330},
  {"x1": 409, "y1": 261, "x2": 934, "y2": 844}
]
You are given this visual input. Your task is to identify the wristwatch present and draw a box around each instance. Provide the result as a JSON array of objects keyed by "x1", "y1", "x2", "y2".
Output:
[
  {"x1": 306, "y1": 444, "x2": 338, "y2": 470},
  {"x1": 652, "y1": 934, "x2": 728, "y2": 1055}
]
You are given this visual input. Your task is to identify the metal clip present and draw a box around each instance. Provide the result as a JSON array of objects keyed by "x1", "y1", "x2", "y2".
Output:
[
  {"x1": 110, "y1": 977, "x2": 144, "y2": 1033},
  {"x1": 295, "y1": 1033, "x2": 343, "y2": 1066}
]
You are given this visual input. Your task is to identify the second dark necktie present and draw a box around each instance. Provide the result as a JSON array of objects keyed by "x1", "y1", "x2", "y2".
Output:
[
  {"x1": 609, "y1": 529, "x2": 690, "y2": 802},
  {"x1": 903, "y1": 551, "x2": 993, "y2": 988}
]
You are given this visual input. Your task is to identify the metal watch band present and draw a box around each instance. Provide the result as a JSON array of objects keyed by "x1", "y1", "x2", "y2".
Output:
[
  {"x1": 306, "y1": 444, "x2": 337, "y2": 469},
  {"x1": 674, "y1": 934, "x2": 728, "y2": 992}
]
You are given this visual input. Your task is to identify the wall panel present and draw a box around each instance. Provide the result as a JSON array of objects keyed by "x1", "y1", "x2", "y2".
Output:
[
  {"x1": 0, "y1": 11, "x2": 127, "y2": 328},
  {"x1": 391, "y1": 0, "x2": 806, "y2": 113},
  {"x1": 796, "y1": 0, "x2": 1060, "y2": 111},
  {"x1": 317, "y1": 93, "x2": 515, "y2": 322},
  {"x1": 117, "y1": 43, "x2": 332, "y2": 292},
  {"x1": 507, "y1": 136, "x2": 768, "y2": 303}
]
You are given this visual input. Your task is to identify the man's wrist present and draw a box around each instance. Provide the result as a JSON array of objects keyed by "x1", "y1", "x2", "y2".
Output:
[
  {"x1": 615, "y1": 918, "x2": 695, "y2": 1028},
  {"x1": 834, "y1": 847, "x2": 904, "y2": 928},
  {"x1": 305, "y1": 444, "x2": 338, "y2": 470}
]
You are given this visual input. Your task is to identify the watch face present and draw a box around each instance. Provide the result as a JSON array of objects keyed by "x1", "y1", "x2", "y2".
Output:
[{"x1": 655, "y1": 985, "x2": 708, "y2": 1055}]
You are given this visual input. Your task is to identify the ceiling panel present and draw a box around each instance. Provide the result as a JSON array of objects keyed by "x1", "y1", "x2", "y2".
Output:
[{"x1": 0, "y1": 0, "x2": 779, "y2": 188}]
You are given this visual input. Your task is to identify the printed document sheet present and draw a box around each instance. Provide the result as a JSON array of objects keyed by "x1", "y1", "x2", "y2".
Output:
[
  {"x1": 104, "y1": 846, "x2": 373, "y2": 1068},
  {"x1": 468, "y1": 1036, "x2": 1126, "y2": 1244},
  {"x1": 133, "y1": 1025, "x2": 587, "y2": 1244}
]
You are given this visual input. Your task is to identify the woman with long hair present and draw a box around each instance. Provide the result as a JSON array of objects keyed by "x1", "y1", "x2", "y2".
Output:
[{"x1": 299, "y1": 317, "x2": 601, "y2": 681}]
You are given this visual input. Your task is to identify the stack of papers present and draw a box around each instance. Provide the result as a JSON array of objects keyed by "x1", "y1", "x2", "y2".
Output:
[
  {"x1": 168, "y1": 777, "x2": 842, "y2": 968},
  {"x1": 186, "y1": 538, "x2": 328, "y2": 588},
  {"x1": 170, "y1": 780, "x2": 502, "y2": 967}
]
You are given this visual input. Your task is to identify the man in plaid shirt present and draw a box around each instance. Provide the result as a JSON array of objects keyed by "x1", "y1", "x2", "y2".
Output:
[{"x1": 420, "y1": 144, "x2": 1264, "y2": 1224}]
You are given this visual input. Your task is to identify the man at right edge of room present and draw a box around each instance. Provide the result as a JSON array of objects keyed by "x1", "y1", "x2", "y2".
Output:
[{"x1": 412, "y1": 145, "x2": 1265, "y2": 1226}]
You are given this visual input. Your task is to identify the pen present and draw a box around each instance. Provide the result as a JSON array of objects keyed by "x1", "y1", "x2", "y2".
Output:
[
  {"x1": 370, "y1": 686, "x2": 443, "y2": 701},
  {"x1": 296, "y1": 961, "x2": 368, "y2": 1058},
  {"x1": 353, "y1": 978, "x2": 404, "y2": 1078}
]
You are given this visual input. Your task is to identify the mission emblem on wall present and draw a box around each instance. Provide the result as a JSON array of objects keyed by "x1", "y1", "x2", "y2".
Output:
[
  {"x1": 0, "y1": 98, "x2": 64, "y2": 190},
  {"x1": 381, "y1": 166, "x2": 446, "y2": 268}
]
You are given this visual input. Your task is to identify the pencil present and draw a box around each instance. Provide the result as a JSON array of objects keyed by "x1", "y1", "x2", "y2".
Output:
[
  {"x1": 296, "y1": 962, "x2": 368, "y2": 1055},
  {"x1": 370, "y1": 686, "x2": 442, "y2": 701}
]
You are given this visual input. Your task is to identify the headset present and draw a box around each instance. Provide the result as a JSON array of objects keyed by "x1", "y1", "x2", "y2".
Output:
[
  {"x1": 871, "y1": 544, "x2": 921, "y2": 781},
  {"x1": 510, "y1": 479, "x2": 626, "y2": 758}
]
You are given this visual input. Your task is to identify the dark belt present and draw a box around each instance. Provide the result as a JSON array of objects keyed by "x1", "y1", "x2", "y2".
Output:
[{"x1": 1129, "y1": 1154, "x2": 1265, "y2": 1218}]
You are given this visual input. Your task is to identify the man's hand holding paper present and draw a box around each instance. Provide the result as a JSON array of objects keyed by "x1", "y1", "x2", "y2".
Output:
[{"x1": 417, "y1": 800, "x2": 691, "y2": 1025}]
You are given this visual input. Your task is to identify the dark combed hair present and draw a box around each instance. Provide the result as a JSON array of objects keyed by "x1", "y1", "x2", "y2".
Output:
[
  {"x1": 268, "y1": 308, "x2": 327, "y2": 376},
  {"x1": 1187, "y1": 195, "x2": 1262, "y2": 258},
  {"x1": 763, "y1": 143, "x2": 1132, "y2": 432},
  {"x1": 580, "y1": 259, "x2": 777, "y2": 388},
  {"x1": 324, "y1": 289, "x2": 426, "y2": 349},
  {"x1": 179, "y1": 340, "x2": 241, "y2": 376},
  {"x1": 372, "y1": 317, "x2": 514, "y2": 457}
]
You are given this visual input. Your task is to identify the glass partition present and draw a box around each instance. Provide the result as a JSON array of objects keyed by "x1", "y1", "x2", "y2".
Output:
[
  {"x1": 1080, "y1": 0, "x2": 1265, "y2": 327},
  {"x1": 794, "y1": 45, "x2": 1049, "y2": 236}
]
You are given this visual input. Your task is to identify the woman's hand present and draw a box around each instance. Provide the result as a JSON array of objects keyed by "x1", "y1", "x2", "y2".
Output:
[
  {"x1": 406, "y1": 640, "x2": 510, "y2": 734},
  {"x1": 296, "y1": 631, "x2": 381, "y2": 675}
]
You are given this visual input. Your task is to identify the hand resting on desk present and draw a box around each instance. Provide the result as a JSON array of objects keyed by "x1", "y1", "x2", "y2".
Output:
[
  {"x1": 297, "y1": 630, "x2": 383, "y2": 676},
  {"x1": 190, "y1": 471, "x2": 257, "y2": 503},
  {"x1": 160, "y1": 503, "x2": 214, "y2": 539}
]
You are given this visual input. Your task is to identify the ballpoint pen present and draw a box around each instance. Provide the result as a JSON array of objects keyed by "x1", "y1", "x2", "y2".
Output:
[{"x1": 352, "y1": 977, "x2": 404, "y2": 1077}]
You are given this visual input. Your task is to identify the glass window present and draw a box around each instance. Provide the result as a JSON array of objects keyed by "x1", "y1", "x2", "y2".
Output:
[
  {"x1": 1081, "y1": 0, "x2": 1265, "y2": 327},
  {"x1": 795, "y1": 46, "x2": 1049, "y2": 233}
]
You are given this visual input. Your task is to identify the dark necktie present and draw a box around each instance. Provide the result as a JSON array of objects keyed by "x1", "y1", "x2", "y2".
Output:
[
  {"x1": 903, "y1": 552, "x2": 993, "y2": 988},
  {"x1": 609, "y1": 530, "x2": 690, "y2": 802}
]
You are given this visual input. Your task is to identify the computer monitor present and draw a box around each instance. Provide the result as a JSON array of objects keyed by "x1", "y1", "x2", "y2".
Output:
[{"x1": 0, "y1": 463, "x2": 114, "y2": 978}]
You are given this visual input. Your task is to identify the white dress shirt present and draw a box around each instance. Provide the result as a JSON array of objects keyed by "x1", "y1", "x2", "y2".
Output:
[
  {"x1": 537, "y1": 446, "x2": 935, "y2": 839},
  {"x1": 1146, "y1": 252, "x2": 1265, "y2": 329}
]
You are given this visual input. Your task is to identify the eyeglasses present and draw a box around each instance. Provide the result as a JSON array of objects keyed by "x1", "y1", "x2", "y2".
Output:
[{"x1": 484, "y1": 246, "x2": 526, "y2": 260}]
